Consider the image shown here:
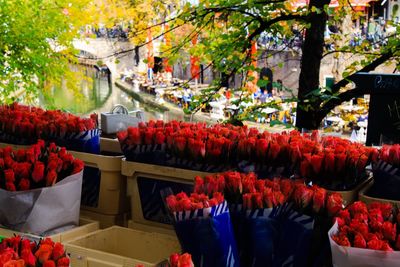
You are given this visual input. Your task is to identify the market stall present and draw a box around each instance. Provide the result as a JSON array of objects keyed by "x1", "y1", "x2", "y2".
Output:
[{"x1": 1, "y1": 102, "x2": 400, "y2": 267}]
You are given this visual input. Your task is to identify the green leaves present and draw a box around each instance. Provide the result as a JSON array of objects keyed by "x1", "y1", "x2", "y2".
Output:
[{"x1": 0, "y1": 0, "x2": 91, "y2": 102}]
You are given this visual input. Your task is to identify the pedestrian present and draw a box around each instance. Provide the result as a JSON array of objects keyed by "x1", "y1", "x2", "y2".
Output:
[
  {"x1": 259, "y1": 64, "x2": 273, "y2": 97},
  {"x1": 367, "y1": 17, "x2": 376, "y2": 43}
]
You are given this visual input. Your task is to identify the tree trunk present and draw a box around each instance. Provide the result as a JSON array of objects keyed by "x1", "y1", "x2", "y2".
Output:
[{"x1": 296, "y1": 0, "x2": 330, "y2": 130}]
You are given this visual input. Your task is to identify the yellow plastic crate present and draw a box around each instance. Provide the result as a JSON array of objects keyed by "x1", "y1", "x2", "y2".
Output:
[
  {"x1": 80, "y1": 209, "x2": 129, "y2": 229},
  {"x1": 121, "y1": 159, "x2": 209, "y2": 231},
  {"x1": 0, "y1": 218, "x2": 99, "y2": 243},
  {"x1": 66, "y1": 226, "x2": 181, "y2": 267},
  {"x1": 70, "y1": 151, "x2": 128, "y2": 215}
]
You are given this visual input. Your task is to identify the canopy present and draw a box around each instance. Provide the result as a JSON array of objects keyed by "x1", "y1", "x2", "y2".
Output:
[{"x1": 291, "y1": 0, "x2": 374, "y2": 8}]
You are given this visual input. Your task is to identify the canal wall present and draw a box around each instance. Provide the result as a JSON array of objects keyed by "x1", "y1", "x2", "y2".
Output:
[
  {"x1": 114, "y1": 79, "x2": 289, "y2": 133},
  {"x1": 114, "y1": 80, "x2": 216, "y2": 123}
]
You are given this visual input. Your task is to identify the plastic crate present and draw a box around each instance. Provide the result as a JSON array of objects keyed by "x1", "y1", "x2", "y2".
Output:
[
  {"x1": 326, "y1": 176, "x2": 372, "y2": 207},
  {"x1": 121, "y1": 159, "x2": 210, "y2": 230},
  {"x1": 0, "y1": 142, "x2": 27, "y2": 150},
  {"x1": 127, "y1": 220, "x2": 176, "y2": 237},
  {"x1": 70, "y1": 151, "x2": 128, "y2": 215},
  {"x1": 0, "y1": 218, "x2": 99, "y2": 243},
  {"x1": 359, "y1": 179, "x2": 400, "y2": 206},
  {"x1": 80, "y1": 209, "x2": 129, "y2": 229},
  {"x1": 66, "y1": 226, "x2": 181, "y2": 267}
]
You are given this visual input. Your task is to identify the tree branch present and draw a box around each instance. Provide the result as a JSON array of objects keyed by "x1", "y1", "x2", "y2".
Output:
[
  {"x1": 245, "y1": 14, "x2": 308, "y2": 52},
  {"x1": 330, "y1": 51, "x2": 394, "y2": 94},
  {"x1": 316, "y1": 86, "x2": 367, "y2": 122}
]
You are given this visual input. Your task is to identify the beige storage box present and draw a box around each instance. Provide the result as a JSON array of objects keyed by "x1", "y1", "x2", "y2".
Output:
[
  {"x1": 80, "y1": 209, "x2": 129, "y2": 229},
  {"x1": 100, "y1": 137, "x2": 122, "y2": 154},
  {"x1": 0, "y1": 218, "x2": 99, "y2": 243},
  {"x1": 327, "y1": 176, "x2": 372, "y2": 207},
  {"x1": 70, "y1": 151, "x2": 127, "y2": 215},
  {"x1": 66, "y1": 226, "x2": 180, "y2": 267},
  {"x1": 127, "y1": 220, "x2": 176, "y2": 237},
  {"x1": 121, "y1": 159, "x2": 209, "y2": 231}
]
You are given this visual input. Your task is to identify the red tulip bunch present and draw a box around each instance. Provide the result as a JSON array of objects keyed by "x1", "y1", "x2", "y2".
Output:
[
  {"x1": 118, "y1": 121, "x2": 246, "y2": 165},
  {"x1": 116, "y1": 120, "x2": 179, "y2": 146},
  {"x1": 0, "y1": 141, "x2": 84, "y2": 191},
  {"x1": 194, "y1": 171, "x2": 343, "y2": 215},
  {"x1": 297, "y1": 135, "x2": 378, "y2": 188},
  {"x1": 332, "y1": 201, "x2": 400, "y2": 251},
  {"x1": 379, "y1": 144, "x2": 400, "y2": 167},
  {"x1": 0, "y1": 103, "x2": 97, "y2": 142},
  {"x1": 118, "y1": 122, "x2": 377, "y2": 188},
  {"x1": 135, "y1": 252, "x2": 194, "y2": 267},
  {"x1": 168, "y1": 253, "x2": 194, "y2": 267},
  {"x1": 166, "y1": 191, "x2": 224, "y2": 212},
  {"x1": 0, "y1": 236, "x2": 69, "y2": 267},
  {"x1": 237, "y1": 130, "x2": 296, "y2": 166}
]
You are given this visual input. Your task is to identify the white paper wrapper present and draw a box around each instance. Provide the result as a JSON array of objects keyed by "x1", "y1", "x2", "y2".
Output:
[
  {"x1": 0, "y1": 170, "x2": 83, "y2": 235},
  {"x1": 329, "y1": 221, "x2": 400, "y2": 267}
]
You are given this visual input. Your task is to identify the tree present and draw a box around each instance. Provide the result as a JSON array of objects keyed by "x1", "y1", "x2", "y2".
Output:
[
  {"x1": 0, "y1": 0, "x2": 96, "y2": 102},
  {"x1": 151, "y1": 0, "x2": 400, "y2": 129},
  {"x1": 0, "y1": 0, "x2": 143, "y2": 104}
]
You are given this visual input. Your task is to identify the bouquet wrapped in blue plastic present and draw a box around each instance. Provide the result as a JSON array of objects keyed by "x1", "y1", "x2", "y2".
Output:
[
  {"x1": 166, "y1": 192, "x2": 239, "y2": 267},
  {"x1": 194, "y1": 171, "x2": 344, "y2": 267}
]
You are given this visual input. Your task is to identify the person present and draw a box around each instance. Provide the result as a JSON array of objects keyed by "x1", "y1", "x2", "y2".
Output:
[
  {"x1": 274, "y1": 79, "x2": 283, "y2": 97},
  {"x1": 375, "y1": 22, "x2": 382, "y2": 46},
  {"x1": 259, "y1": 65, "x2": 273, "y2": 97},
  {"x1": 361, "y1": 21, "x2": 367, "y2": 37},
  {"x1": 367, "y1": 17, "x2": 376, "y2": 43},
  {"x1": 324, "y1": 25, "x2": 333, "y2": 50}
]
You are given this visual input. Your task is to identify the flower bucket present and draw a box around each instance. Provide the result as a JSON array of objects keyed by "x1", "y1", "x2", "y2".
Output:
[
  {"x1": 0, "y1": 170, "x2": 83, "y2": 235},
  {"x1": 121, "y1": 143, "x2": 167, "y2": 165},
  {"x1": 366, "y1": 160, "x2": 400, "y2": 201},
  {"x1": 237, "y1": 160, "x2": 289, "y2": 178},
  {"x1": 0, "y1": 131, "x2": 36, "y2": 146},
  {"x1": 173, "y1": 201, "x2": 239, "y2": 267},
  {"x1": 164, "y1": 154, "x2": 233, "y2": 173}
]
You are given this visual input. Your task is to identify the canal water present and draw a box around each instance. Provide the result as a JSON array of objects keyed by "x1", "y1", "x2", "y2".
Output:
[{"x1": 42, "y1": 66, "x2": 187, "y2": 122}]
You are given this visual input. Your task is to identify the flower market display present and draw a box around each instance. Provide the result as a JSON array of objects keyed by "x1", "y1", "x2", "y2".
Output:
[
  {"x1": 0, "y1": 103, "x2": 99, "y2": 153},
  {"x1": 0, "y1": 141, "x2": 84, "y2": 235},
  {"x1": 166, "y1": 190, "x2": 239, "y2": 267},
  {"x1": 0, "y1": 236, "x2": 69, "y2": 267},
  {"x1": 330, "y1": 201, "x2": 400, "y2": 266},
  {"x1": 118, "y1": 120, "x2": 378, "y2": 191},
  {"x1": 202, "y1": 172, "x2": 343, "y2": 266}
]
